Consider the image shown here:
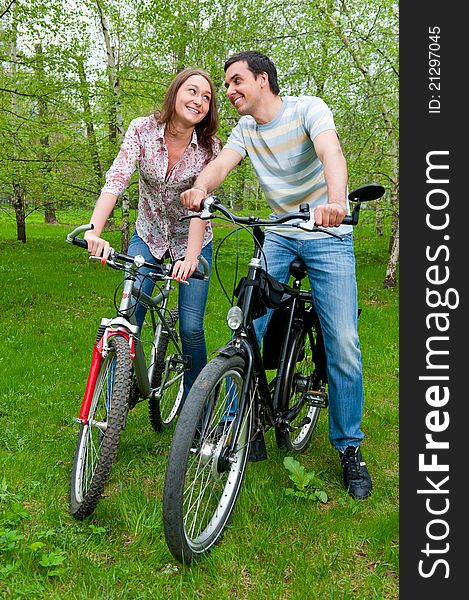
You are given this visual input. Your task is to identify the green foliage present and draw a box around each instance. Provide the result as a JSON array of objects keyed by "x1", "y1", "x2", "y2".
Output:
[
  {"x1": 0, "y1": 0, "x2": 398, "y2": 236},
  {"x1": 283, "y1": 456, "x2": 328, "y2": 503},
  {"x1": 0, "y1": 485, "x2": 67, "y2": 581}
]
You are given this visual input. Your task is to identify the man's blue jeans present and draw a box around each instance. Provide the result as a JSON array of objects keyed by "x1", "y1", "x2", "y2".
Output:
[
  {"x1": 254, "y1": 231, "x2": 364, "y2": 452},
  {"x1": 128, "y1": 230, "x2": 212, "y2": 399}
]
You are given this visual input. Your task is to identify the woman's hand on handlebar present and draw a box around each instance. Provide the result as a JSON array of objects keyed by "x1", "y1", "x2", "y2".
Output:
[
  {"x1": 313, "y1": 202, "x2": 347, "y2": 228},
  {"x1": 83, "y1": 230, "x2": 111, "y2": 263},
  {"x1": 172, "y1": 257, "x2": 199, "y2": 282}
]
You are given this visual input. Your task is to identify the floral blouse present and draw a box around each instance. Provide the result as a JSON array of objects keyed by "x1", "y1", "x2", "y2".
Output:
[{"x1": 102, "y1": 115, "x2": 220, "y2": 260}]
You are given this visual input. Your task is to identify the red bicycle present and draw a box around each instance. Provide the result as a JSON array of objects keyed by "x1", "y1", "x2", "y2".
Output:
[{"x1": 65, "y1": 224, "x2": 208, "y2": 520}]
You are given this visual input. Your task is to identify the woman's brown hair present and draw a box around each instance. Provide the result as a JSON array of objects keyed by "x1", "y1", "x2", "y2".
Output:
[{"x1": 155, "y1": 67, "x2": 219, "y2": 157}]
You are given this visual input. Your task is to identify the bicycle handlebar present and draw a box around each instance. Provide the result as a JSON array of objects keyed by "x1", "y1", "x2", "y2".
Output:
[
  {"x1": 199, "y1": 197, "x2": 311, "y2": 227},
  {"x1": 65, "y1": 224, "x2": 209, "y2": 281},
  {"x1": 185, "y1": 183, "x2": 385, "y2": 230}
]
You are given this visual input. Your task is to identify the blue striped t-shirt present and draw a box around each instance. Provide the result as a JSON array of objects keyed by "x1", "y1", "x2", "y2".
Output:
[{"x1": 224, "y1": 96, "x2": 352, "y2": 239}]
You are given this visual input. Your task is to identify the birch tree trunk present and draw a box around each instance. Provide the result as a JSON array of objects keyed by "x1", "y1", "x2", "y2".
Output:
[
  {"x1": 95, "y1": 0, "x2": 130, "y2": 251},
  {"x1": 9, "y1": 1, "x2": 26, "y2": 241},
  {"x1": 76, "y1": 56, "x2": 103, "y2": 191},
  {"x1": 384, "y1": 218, "x2": 399, "y2": 288},
  {"x1": 322, "y1": 2, "x2": 399, "y2": 287},
  {"x1": 35, "y1": 42, "x2": 58, "y2": 224}
]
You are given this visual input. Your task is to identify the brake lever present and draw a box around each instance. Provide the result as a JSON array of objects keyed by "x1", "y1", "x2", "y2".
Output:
[
  {"x1": 88, "y1": 247, "x2": 121, "y2": 268},
  {"x1": 179, "y1": 209, "x2": 213, "y2": 222},
  {"x1": 297, "y1": 222, "x2": 344, "y2": 239}
]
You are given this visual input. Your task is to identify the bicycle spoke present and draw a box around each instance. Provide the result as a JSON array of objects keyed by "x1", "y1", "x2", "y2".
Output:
[{"x1": 163, "y1": 356, "x2": 252, "y2": 562}]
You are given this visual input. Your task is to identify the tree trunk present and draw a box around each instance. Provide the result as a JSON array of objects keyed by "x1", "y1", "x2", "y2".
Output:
[
  {"x1": 9, "y1": 2, "x2": 27, "y2": 241},
  {"x1": 96, "y1": 0, "x2": 128, "y2": 246},
  {"x1": 375, "y1": 204, "x2": 384, "y2": 237},
  {"x1": 76, "y1": 56, "x2": 103, "y2": 189},
  {"x1": 35, "y1": 42, "x2": 57, "y2": 224},
  {"x1": 384, "y1": 217, "x2": 399, "y2": 288},
  {"x1": 44, "y1": 202, "x2": 58, "y2": 224},
  {"x1": 232, "y1": 161, "x2": 247, "y2": 211},
  {"x1": 121, "y1": 195, "x2": 130, "y2": 252},
  {"x1": 174, "y1": 24, "x2": 187, "y2": 73},
  {"x1": 13, "y1": 184, "x2": 26, "y2": 243},
  {"x1": 383, "y1": 164, "x2": 400, "y2": 287}
]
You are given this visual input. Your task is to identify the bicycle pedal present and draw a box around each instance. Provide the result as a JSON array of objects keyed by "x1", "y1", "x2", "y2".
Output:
[
  {"x1": 170, "y1": 354, "x2": 192, "y2": 370},
  {"x1": 304, "y1": 390, "x2": 328, "y2": 408}
]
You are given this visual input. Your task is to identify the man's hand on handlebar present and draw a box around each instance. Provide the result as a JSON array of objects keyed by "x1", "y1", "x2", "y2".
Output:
[
  {"x1": 313, "y1": 202, "x2": 347, "y2": 228},
  {"x1": 181, "y1": 187, "x2": 206, "y2": 211},
  {"x1": 84, "y1": 230, "x2": 111, "y2": 263}
]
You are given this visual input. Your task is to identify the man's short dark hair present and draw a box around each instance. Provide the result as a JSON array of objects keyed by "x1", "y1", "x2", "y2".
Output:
[{"x1": 224, "y1": 51, "x2": 280, "y2": 95}]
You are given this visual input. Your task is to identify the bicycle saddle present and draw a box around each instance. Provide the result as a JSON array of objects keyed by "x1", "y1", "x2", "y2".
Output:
[{"x1": 289, "y1": 258, "x2": 307, "y2": 281}]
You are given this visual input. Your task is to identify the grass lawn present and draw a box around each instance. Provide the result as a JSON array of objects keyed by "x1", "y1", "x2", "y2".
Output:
[{"x1": 0, "y1": 208, "x2": 398, "y2": 599}]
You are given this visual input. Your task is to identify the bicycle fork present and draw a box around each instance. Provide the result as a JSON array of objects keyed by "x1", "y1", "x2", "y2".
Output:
[{"x1": 76, "y1": 326, "x2": 135, "y2": 424}]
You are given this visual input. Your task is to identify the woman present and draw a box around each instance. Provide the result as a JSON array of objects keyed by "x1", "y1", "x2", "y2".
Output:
[{"x1": 84, "y1": 67, "x2": 220, "y2": 399}]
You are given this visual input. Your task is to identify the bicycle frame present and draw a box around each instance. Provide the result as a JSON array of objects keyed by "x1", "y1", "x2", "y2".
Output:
[
  {"x1": 77, "y1": 259, "x2": 176, "y2": 424},
  {"x1": 215, "y1": 226, "x2": 316, "y2": 453}
]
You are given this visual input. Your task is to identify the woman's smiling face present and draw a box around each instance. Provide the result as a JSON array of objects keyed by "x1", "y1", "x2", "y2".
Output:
[{"x1": 173, "y1": 74, "x2": 212, "y2": 128}]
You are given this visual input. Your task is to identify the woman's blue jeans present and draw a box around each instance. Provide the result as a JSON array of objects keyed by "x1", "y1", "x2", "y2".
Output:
[
  {"x1": 128, "y1": 230, "x2": 212, "y2": 400},
  {"x1": 255, "y1": 231, "x2": 365, "y2": 452}
]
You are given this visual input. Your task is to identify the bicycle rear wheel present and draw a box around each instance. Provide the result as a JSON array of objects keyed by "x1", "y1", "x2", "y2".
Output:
[
  {"x1": 163, "y1": 355, "x2": 252, "y2": 564},
  {"x1": 275, "y1": 327, "x2": 324, "y2": 452},
  {"x1": 70, "y1": 334, "x2": 132, "y2": 520},
  {"x1": 148, "y1": 306, "x2": 184, "y2": 431}
]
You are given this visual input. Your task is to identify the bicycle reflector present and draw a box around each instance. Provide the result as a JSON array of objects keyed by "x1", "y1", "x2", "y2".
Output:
[{"x1": 227, "y1": 306, "x2": 243, "y2": 331}]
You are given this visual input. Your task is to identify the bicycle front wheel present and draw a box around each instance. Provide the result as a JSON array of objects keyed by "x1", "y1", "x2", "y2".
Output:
[
  {"x1": 70, "y1": 334, "x2": 132, "y2": 520},
  {"x1": 275, "y1": 327, "x2": 324, "y2": 452},
  {"x1": 163, "y1": 355, "x2": 252, "y2": 564},
  {"x1": 148, "y1": 306, "x2": 184, "y2": 431}
]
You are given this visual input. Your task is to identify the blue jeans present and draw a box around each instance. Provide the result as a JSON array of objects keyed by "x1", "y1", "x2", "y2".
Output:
[
  {"x1": 254, "y1": 232, "x2": 364, "y2": 452},
  {"x1": 128, "y1": 230, "x2": 212, "y2": 399}
]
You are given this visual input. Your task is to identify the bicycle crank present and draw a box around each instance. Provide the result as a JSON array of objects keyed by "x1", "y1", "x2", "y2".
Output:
[{"x1": 287, "y1": 416, "x2": 311, "y2": 432}]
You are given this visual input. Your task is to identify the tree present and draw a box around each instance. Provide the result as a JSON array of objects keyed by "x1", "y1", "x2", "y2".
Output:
[{"x1": 0, "y1": 0, "x2": 399, "y2": 283}]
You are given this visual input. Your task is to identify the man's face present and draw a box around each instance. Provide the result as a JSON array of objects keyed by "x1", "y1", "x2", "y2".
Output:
[{"x1": 224, "y1": 61, "x2": 263, "y2": 116}]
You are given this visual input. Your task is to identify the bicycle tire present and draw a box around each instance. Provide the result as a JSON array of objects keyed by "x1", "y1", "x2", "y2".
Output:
[
  {"x1": 163, "y1": 355, "x2": 252, "y2": 564},
  {"x1": 148, "y1": 306, "x2": 184, "y2": 431},
  {"x1": 70, "y1": 334, "x2": 132, "y2": 520},
  {"x1": 275, "y1": 327, "x2": 324, "y2": 452}
]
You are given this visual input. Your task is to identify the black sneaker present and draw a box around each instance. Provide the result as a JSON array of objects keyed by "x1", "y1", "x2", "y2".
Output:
[{"x1": 339, "y1": 446, "x2": 372, "y2": 499}]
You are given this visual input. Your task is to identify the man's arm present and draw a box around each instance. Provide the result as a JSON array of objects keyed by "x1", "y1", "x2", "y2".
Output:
[
  {"x1": 312, "y1": 129, "x2": 349, "y2": 228},
  {"x1": 181, "y1": 148, "x2": 243, "y2": 210}
]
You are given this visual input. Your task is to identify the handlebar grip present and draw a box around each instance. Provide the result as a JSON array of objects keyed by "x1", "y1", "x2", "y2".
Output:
[
  {"x1": 190, "y1": 271, "x2": 205, "y2": 280},
  {"x1": 72, "y1": 237, "x2": 88, "y2": 249},
  {"x1": 342, "y1": 203, "x2": 361, "y2": 226}
]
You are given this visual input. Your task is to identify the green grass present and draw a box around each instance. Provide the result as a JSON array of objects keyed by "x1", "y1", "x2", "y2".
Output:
[{"x1": 0, "y1": 210, "x2": 398, "y2": 599}]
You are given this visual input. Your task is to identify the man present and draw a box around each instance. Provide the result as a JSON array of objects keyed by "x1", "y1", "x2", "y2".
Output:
[{"x1": 181, "y1": 51, "x2": 372, "y2": 499}]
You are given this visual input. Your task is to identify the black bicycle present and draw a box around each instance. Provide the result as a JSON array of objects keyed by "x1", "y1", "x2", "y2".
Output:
[{"x1": 162, "y1": 184, "x2": 385, "y2": 563}]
